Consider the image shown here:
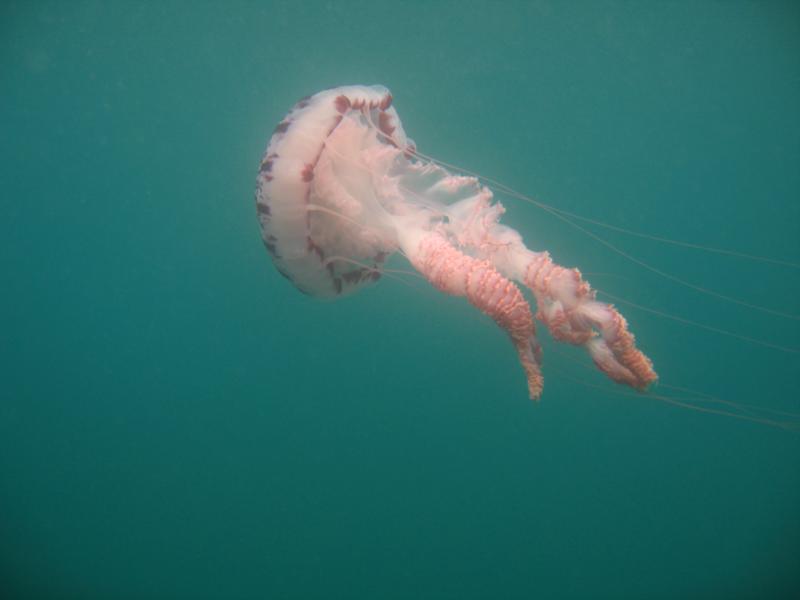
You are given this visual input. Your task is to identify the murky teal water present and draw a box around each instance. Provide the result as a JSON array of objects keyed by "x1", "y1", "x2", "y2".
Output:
[{"x1": 2, "y1": 2, "x2": 799, "y2": 598}]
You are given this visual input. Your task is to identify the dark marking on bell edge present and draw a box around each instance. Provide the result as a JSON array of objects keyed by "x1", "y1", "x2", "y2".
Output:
[
  {"x1": 307, "y1": 237, "x2": 325, "y2": 261},
  {"x1": 274, "y1": 120, "x2": 290, "y2": 134},
  {"x1": 295, "y1": 95, "x2": 311, "y2": 109},
  {"x1": 334, "y1": 95, "x2": 350, "y2": 114},
  {"x1": 259, "y1": 158, "x2": 274, "y2": 174},
  {"x1": 256, "y1": 202, "x2": 271, "y2": 217},
  {"x1": 275, "y1": 265, "x2": 292, "y2": 282},
  {"x1": 263, "y1": 237, "x2": 280, "y2": 258},
  {"x1": 342, "y1": 269, "x2": 363, "y2": 284},
  {"x1": 378, "y1": 111, "x2": 396, "y2": 139}
]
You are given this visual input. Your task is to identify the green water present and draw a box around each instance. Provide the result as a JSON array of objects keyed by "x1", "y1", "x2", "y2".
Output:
[{"x1": 2, "y1": 1, "x2": 799, "y2": 598}]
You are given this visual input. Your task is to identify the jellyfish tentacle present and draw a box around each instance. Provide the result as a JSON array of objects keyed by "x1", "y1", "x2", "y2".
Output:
[{"x1": 401, "y1": 229, "x2": 544, "y2": 400}]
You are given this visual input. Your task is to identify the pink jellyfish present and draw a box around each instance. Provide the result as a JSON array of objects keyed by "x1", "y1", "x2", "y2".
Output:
[{"x1": 256, "y1": 85, "x2": 657, "y2": 400}]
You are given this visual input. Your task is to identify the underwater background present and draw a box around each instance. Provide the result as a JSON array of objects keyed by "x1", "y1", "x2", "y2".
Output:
[{"x1": 2, "y1": 1, "x2": 799, "y2": 598}]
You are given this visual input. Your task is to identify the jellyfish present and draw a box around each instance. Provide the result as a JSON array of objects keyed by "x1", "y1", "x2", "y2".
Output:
[{"x1": 256, "y1": 85, "x2": 657, "y2": 400}]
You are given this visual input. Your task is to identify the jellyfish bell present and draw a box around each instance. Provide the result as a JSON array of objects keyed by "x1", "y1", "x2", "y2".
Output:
[
  {"x1": 256, "y1": 84, "x2": 657, "y2": 400},
  {"x1": 256, "y1": 85, "x2": 404, "y2": 298}
]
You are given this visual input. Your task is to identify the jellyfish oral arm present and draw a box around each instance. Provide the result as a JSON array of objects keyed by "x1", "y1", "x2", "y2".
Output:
[
  {"x1": 447, "y1": 195, "x2": 657, "y2": 391},
  {"x1": 463, "y1": 226, "x2": 658, "y2": 390},
  {"x1": 399, "y1": 228, "x2": 545, "y2": 400},
  {"x1": 520, "y1": 250, "x2": 657, "y2": 389}
]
